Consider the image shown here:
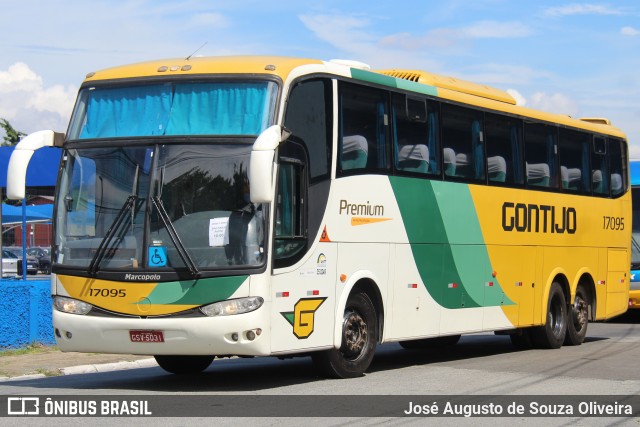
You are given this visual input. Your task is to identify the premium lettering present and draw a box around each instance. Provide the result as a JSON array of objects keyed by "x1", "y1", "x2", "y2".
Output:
[{"x1": 339, "y1": 199, "x2": 384, "y2": 216}]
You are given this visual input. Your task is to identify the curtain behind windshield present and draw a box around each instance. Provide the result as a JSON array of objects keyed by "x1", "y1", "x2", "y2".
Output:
[
  {"x1": 80, "y1": 85, "x2": 172, "y2": 138},
  {"x1": 75, "y1": 82, "x2": 274, "y2": 139},
  {"x1": 166, "y1": 83, "x2": 270, "y2": 135}
]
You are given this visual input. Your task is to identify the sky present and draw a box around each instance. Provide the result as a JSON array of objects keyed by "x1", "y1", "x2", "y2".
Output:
[{"x1": 1, "y1": 0, "x2": 639, "y2": 155}]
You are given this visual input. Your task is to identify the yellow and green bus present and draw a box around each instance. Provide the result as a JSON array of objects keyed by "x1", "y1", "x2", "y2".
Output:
[{"x1": 7, "y1": 56, "x2": 630, "y2": 378}]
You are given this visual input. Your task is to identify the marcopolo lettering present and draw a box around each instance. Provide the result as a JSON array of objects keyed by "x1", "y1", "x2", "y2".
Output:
[
  {"x1": 124, "y1": 274, "x2": 162, "y2": 281},
  {"x1": 502, "y1": 202, "x2": 577, "y2": 234},
  {"x1": 339, "y1": 199, "x2": 384, "y2": 216}
]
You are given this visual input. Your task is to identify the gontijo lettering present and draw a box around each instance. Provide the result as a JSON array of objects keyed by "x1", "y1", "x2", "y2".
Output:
[{"x1": 502, "y1": 202, "x2": 577, "y2": 234}]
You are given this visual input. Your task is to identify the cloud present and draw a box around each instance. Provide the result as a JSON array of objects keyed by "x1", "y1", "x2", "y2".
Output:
[
  {"x1": 0, "y1": 62, "x2": 76, "y2": 135},
  {"x1": 529, "y1": 92, "x2": 579, "y2": 117},
  {"x1": 545, "y1": 4, "x2": 625, "y2": 17},
  {"x1": 621, "y1": 26, "x2": 640, "y2": 36},
  {"x1": 460, "y1": 21, "x2": 532, "y2": 39},
  {"x1": 507, "y1": 89, "x2": 527, "y2": 106},
  {"x1": 302, "y1": 14, "x2": 532, "y2": 61},
  {"x1": 299, "y1": 14, "x2": 375, "y2": 54}
]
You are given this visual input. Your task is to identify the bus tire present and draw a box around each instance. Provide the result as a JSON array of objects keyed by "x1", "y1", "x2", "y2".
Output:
[
  {"x1": 399, "y1": 335, "x2": 461, "y2": 349},
  {"x1": 312, "y1": 291, "x2": 377, "y2": 379},
  {"x1": 154, "y1": 355, "x2": 214, "y2": 374},
  {"x1": 509, "y1": 328, "x2": 534, "y2": 350},
  {"x1": 531, "y1": 283, "x2": 567, "y2": 349},
  {"x1": 564, "y1": 286, "x2": 589, "y2": 346}
]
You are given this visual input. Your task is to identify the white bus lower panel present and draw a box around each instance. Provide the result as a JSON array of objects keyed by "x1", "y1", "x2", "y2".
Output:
[{"x1": 52, "y1": 304, "x2": 272, "y2": 356}]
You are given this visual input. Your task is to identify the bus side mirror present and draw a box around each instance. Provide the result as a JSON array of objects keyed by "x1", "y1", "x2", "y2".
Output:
[
  {"x1": 7, "y1": 130, "x2": 64, "y2": 200},
  {"x1": 250, "y1": 125, "x2": 289, "y2": 203}
]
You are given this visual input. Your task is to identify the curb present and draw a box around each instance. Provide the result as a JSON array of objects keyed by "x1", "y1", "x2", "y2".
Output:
[
  {"x1": 0, "y1": 358, "x2": 157, "y2": 382},
  {"x1": 61, "y1": 358, "x2": 158, "y2": 375}
]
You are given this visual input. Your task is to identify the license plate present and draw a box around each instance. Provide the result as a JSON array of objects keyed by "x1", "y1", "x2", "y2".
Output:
[{"x1": 129, "y1": 330, "x2": 164, "y2": 343}]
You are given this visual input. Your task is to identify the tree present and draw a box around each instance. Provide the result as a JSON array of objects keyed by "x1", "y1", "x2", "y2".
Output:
[{"x1": 0, "y1": 118, "x2": 26, "y2": 146}]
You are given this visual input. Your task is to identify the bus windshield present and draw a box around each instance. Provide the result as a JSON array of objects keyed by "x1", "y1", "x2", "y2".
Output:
[
  {"x1": 55, "y1": 143, "x2": 265, "y2": 273},
  {"x1": 67, "y1": 81, "x2": 278, "y2": 139}
]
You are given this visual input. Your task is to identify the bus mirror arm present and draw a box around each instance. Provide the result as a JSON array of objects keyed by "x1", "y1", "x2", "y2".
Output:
[
  {"x1": 7, "y1": 130, "x2": 65, "y2": 200},
  {"x1": 250, "y1": 125, "x2": 288, "y2": 204}
]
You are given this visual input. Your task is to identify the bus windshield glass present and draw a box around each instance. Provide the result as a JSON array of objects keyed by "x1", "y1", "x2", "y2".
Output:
[
  {"x1": 67, "y1": 81, "x2": 278, "y2": 139},
  {"x1": 55, "y1": 144, "x2": 265, "y2": 272}
]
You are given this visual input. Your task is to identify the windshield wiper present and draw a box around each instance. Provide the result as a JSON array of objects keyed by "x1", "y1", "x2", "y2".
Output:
[
  {"x1": 152, "y1": 196, "x2": 200, "y2": 278},
  {"x1": 88, "y1": 195, "x2": 138, "y2": 276}
]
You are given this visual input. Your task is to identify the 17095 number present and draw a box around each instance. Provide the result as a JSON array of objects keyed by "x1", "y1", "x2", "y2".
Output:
[
  {"x1": 89, "y1": 288, "x2": 126, "y2": 297},
  {"x1": 603, "y1": 216, "x2": 624, "y2": 230}
]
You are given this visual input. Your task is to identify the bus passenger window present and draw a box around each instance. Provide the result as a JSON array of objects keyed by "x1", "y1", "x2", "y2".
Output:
[
  {"x1": 284, "y1": 79, "x2": 331, "y2": 181},
  {"x1": 559, "y1": 129, "x2": 590, "y2": 193},
  {"x1": 524, "y1": 123, "x2": 558, "y2": 188},
  {"x1": 485, "y1": 113, "x2": 524, "y2": 185},
  {"x1": 591, "y1": 137, "x2": 608, "y2": 195},
  {"x1": 392, "y1": 94, "x2": 439, "y2": 175},
  {"x1": 441, "y1": 104, "x2": 484, "y2": 181},
  {"x1": 339, "y1": 82, "x2": 390, "y2": 174},
  {"x1": 609, "y1": 138, "x2": 628, "y2": 197}
]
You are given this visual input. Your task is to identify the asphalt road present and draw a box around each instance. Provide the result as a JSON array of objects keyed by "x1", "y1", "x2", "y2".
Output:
[{"x1": 1, "y1": 311, "x2": 639, "y2": 426}]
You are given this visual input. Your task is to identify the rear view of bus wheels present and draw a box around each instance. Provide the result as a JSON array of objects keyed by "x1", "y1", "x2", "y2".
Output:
[
  {"x1": 530, "y1": 282, "x2": 567, "y2": 349},
  {"x1": 564, "y1": 286, "x2": 589, "y2": 346},
  {"x1": 312, "y1": 291, "x2": 378, "y2": 379},
  {"x1": 154, "y1": 355, "x2": 214, "y2": 374}
]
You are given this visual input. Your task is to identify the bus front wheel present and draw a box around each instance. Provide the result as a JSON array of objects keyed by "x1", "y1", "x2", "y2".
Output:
[
  {"x1": 154, "y1": 355, "x2": 214, "y2": 374},
  {"x1": 312, "y1": 291, "x2": 378, "y2": 379},
  {"x1": 531, "y1": 283, "x2": 567, "y2": 349}
]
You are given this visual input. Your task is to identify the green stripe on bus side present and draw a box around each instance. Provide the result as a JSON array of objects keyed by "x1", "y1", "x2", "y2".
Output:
[
  {"x1": 350, "y1": 69, "x2": 438, "y2": 96},
  {"x1": 389, "y1": 177, "x2": 512, "y2": 308},
  {"x1": 140, "y1": 275, "x2": 248, "y2": 306}
]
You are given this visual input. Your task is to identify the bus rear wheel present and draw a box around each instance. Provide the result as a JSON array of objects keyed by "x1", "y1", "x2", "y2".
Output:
[
  {"x1": 564, "y1": 286, "x2": 589, "y2": 346},
  {"x1": 312, "y1": 291, "x2": 378, "y2": 379},
  {"x1": 154, "y1": 355, "x2": 214, "y2": 374},
  {"x1": 531, "y1": 283, "x2": 567, "y2": 349}
]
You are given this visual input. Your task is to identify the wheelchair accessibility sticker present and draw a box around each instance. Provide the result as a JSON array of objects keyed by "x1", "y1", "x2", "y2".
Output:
[{"x1": 148, "y1": 246, "x2": 167, "y2": 267}]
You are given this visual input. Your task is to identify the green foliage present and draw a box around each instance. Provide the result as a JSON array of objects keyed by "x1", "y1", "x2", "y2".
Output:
[
  {"x1": 0, "y1": 342, "x2": 56, "y2": 356},
  {"x1": 0, "y1": 118, "x2": 27, "y2": 146}
]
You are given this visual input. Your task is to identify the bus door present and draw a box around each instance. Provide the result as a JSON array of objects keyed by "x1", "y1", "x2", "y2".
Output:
[{"x1": 269, "y1": 151, "x2": 336, "y2": 354}]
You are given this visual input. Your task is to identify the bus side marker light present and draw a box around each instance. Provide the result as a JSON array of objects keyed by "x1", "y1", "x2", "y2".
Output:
[
  {"x1": 408, "y1": 283, "x2": 418, "y2": 288},
  {"x1": 307, "y1": 290, "x2": 320, "y2": 296},
  {"x1": 340, "y1": 274, "x2": 347, "y2": 283},
  {"x1": 597, "y1": 280, "x2": 606, "y2": 285},
  {"x1": 485, "y1": 282, "x2": 494, "y2": 287},
  {"x1": 515, "y1": 282, "x2": 523, "y2": 287},
  {"x1": 448, "y1": 283, "x2": 458, "y2": 289}
]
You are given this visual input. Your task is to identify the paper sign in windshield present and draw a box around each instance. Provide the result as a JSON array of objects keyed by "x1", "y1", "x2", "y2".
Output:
[{"x1": 209, "y1": 217, "x2": 230, "y2": 247}]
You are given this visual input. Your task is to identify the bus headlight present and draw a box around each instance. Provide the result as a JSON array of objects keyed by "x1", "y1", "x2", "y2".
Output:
[
  {"x1": 53, "y1": 296, "x2": 92, "y2": 315},
  {"x1": 200, "y1": 297, "x2": 264, "y2": 317}
]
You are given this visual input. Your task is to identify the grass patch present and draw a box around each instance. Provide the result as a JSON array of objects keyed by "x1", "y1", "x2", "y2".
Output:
[
  {"x1": 0, "y1": 342, "x2": 58, "y2": 357},
  {"x1": 35, "y1": 368, "x2": 63, "y2": 377}
]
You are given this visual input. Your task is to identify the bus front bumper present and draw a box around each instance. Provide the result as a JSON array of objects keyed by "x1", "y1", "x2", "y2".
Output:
[{"x1": 52, "y1": 304, "x2": 271, "y2": 356}]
